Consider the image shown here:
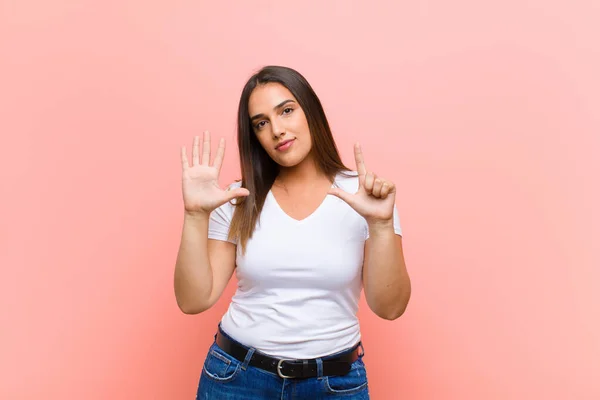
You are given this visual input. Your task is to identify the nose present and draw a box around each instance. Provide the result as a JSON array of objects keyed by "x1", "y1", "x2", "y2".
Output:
[{"x1": 270, "y1": 119, "x2": 285, "y2": 138}]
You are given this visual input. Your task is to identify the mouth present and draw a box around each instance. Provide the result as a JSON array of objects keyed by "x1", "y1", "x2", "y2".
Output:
[{"x1": 275, "y1": 138, "x2": 295, "y2": 151}]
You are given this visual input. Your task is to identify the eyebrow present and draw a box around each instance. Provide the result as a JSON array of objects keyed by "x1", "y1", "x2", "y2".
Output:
[{"x1": 250, "y1": 99, "x2": 296, "y2": 121}]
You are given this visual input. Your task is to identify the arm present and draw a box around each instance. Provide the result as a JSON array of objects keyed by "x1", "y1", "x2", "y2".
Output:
[
  {"x1": 173, "y1": 211, "x2": 236, "y2": 314},
  {"x1": 174, "y1": 132, "x2": 248, "y2": 314},
  {"x1": 363, "y1": 221, "x2": 411, "y2": 320},
  {"x1": 327, "y1": 142, "x2": 411, "y2": 321}
]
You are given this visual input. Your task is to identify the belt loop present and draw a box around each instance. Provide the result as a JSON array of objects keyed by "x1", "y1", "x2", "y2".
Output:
[
  {"x1": 316, "y1": 357, "x2": 324, "y2": 379},
  {"x1": 241, "y1": 347, "x2": 255, "y2": 371},
  {"x1": 214, "y1": 323, "x2": 221, "y2": 342}
]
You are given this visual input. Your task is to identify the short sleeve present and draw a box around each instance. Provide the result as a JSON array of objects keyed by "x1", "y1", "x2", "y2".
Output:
[
  {"x1": 208, "y1": 182, "x2": 241, "y2": 244},
  {"x1": 208, "y1": 201, "x2": 237, "y2": 244},
  {"x1": 365, "y1": 204, "x2": 402, "y2": 240}
]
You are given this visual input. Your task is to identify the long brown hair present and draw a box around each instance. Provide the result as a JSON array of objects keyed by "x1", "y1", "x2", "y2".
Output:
[{"x1": 229, "y1": 65, "x2": 352, "y2": 252}]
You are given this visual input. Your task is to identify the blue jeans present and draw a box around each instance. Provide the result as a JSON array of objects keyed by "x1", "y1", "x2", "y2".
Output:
[{"x1": 196, "y1": 330, "x2": 370, "y2": 399}]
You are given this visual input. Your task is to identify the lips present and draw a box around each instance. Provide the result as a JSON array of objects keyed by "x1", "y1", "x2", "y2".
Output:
[{"x1": 275, "y1": 138, "x2": 295, "y2": 150}]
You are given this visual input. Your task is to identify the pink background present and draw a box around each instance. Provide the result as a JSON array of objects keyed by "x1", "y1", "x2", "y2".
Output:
[{"x1": 1, "y1": 1, "x2": 599, "y2": 399}]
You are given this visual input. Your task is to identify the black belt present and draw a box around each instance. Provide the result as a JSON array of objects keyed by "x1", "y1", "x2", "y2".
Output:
[{"x1": 215, "y1": 329, "x2": 362, "y2": 379}]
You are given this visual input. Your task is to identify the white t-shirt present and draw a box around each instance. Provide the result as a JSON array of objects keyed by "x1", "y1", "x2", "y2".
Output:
[{"x1": 208, "y1": 171, "x2": 402, "y2": 359}]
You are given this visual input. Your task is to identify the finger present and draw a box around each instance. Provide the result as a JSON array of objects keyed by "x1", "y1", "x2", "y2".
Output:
[
  {"x1": 380, "y1": 182, "x2": 390, "y2": 199},
  {"x1": 181, "y1": 146, "x2": 189, "y2": 170},
  {"x1": 364, "y1": 172, "x2": 376, "y2": 194},
  {"x1": 213, "y1": 137, "x2": 225, "y2": 173},
  {"x1": 328, "y1": 187, "x2": 354, "y2": 205},
  {"x1": 191, "y1": 135, "x2": 200, "y2": 166},
  {"x1": 201, "y1": 130, "x2": 211, "y2": 165},
  {"x1": 354, "y1": 143, "x2": 367, "y2": 184},
  {"x1": 372, "y1": 178, "x2": 384, "y2": 197}
]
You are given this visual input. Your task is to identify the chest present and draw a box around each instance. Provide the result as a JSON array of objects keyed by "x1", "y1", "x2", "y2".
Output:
[
  {"x1": 270, "y1": 182, "x2": 332, "y2": 221},
  {"x1": 235, "y1": 195, "x2": 368, "y2": 290}
]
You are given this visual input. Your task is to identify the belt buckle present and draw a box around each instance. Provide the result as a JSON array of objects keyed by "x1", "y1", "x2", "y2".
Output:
[{"x1": 277, "y1": 359, "x2": 296, "y2": 379}]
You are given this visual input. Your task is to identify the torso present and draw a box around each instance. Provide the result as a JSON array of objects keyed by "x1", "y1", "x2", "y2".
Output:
[
  {"x1": 219, "y1": 172, "x2": 367, "y2": 359},
  {"x1": 208, "y1": 171, "x2": 402, "y2": 359}
]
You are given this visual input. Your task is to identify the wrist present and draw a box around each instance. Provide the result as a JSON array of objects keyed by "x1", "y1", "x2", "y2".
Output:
[
  {"x1": 184, "y1": 209, "x2": 210, "y2": 221},
  {"x1": 367, "y1": 218, "x2": 394, "y2": 235}
]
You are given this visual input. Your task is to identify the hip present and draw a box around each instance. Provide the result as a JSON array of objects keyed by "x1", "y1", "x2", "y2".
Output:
[{"x1": 196, "y1": 326, "x2": 370, "y2": 400}]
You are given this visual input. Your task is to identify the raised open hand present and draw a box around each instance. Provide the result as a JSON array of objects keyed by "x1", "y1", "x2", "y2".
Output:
[
  {"x1": 181, "y1": 131, "x2": 249, "y2": 215},
  {"x1": 328, "y1": 143, "x2": 396, "y2": 223}
]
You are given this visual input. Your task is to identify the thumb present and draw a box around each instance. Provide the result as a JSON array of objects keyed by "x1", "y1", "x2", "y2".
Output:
[
  {"x1": 224, "y1": 187, "x2": 250, "y2": 202},
  {"x1": 328, "y1": 187, "x2": 353, "y2": 204}
]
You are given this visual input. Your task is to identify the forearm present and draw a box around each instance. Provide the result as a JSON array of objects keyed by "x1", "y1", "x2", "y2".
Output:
[
  {"x1": 174, "y1": 212, "x2": 213, "y2": 314},
  {"x1": 364, "y1": 220, "x2": 411, "y2": 320}
]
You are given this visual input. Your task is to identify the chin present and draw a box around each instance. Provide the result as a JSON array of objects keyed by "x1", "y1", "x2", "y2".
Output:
[
  {"x1": 275, "y1": 158, "x2": 303, "y2": 168},
  {"x1": 271, "y1": 150, "x2": 310, "y2": 168}
]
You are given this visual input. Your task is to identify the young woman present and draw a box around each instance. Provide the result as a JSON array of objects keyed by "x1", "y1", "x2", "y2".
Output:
[{"x1": 174, "y1": 66, "x2": 411, "y2": 399}]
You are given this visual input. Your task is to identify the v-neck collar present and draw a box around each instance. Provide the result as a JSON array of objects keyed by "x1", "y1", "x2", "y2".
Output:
[{"x1": 267, "y1": 175, "x2": 339, "y2": 224}]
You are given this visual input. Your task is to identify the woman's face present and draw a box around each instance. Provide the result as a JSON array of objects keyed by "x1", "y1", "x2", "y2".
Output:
[{"x1": 248, "y1": 82, "x2": 312, "y2": 168}]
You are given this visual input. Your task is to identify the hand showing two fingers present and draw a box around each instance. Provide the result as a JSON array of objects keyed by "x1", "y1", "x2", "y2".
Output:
[{"x1": 328, "y1": 143, "x2": 396, "y2": 223}]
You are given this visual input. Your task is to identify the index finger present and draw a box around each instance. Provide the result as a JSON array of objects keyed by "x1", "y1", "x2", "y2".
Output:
[{"x1": 354, "y1": 142, "x2": 367, "y2": 177}]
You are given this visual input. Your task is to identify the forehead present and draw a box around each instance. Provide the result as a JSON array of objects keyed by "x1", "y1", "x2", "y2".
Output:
[{"x1": 248, "y1": 83, "x2": 297, "y2": 114}]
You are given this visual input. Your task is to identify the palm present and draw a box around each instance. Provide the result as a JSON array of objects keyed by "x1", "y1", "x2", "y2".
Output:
[
  {"x1": 180, "y1": 132, "x2": 249, "y2": 214},
  {"x1": 182, "y1": 164, "x2": 223, "y2": 213}
]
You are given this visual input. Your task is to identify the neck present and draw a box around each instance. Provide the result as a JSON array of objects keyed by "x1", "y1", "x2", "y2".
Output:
[{"x1": 276, "y1": 155, "x2": 327, "y2": 189}]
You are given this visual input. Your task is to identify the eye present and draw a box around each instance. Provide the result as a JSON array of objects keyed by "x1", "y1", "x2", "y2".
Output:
[
  {"x1": 282, "y1": 107, "x2": 294, "y2": 115},
  {"x1": 255, "y1": 120, "x2": 267, "y2": 130}
]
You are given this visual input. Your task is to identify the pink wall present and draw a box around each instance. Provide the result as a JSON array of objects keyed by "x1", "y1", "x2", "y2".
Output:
[{"x1": 1, "y1": 1, "x2": 598, "y2": 399}]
